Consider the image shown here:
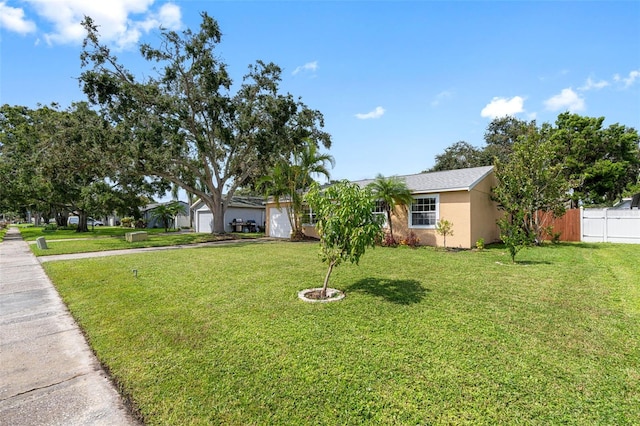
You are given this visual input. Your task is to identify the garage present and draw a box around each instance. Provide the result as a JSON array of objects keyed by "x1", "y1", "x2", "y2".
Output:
[
  {"x1": 192, "y1": 197, "x2": 265, "y2": 233},
  {"x1": 196, "y1": 211, "x2": 214, "y2": 234}
]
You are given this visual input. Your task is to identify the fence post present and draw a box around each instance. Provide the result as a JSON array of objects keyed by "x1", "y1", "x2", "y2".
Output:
[
  {"x1": 603, "y1": 208, "x2": 609, "y2": 243},
  {"x1": 579, "y1": 206, "x2": 583, "y2": 242}
]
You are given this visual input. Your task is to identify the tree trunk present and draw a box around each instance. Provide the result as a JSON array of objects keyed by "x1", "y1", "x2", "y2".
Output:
[
  {"x1": 76, "y1": 211, "x2": 89, "y2": 232},
  {"x1": 386, "y1": 209, "x2": 394, "y2": 241},
  {"x1": 211, "y1": 196, "x2": 226, "y2": 234},
  {"x1": 321, "y1": 260, "x2": 336, "y2": 298}
]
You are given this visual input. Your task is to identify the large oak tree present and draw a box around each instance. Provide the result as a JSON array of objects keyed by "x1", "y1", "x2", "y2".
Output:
[{"x1": 80, "y1": 13, "x2": 331, "y2": 234}]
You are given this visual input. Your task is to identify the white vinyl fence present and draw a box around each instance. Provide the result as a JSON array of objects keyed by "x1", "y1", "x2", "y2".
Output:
[{"x1": 581, "y1": 208, "x2": 640, "y2": 244}]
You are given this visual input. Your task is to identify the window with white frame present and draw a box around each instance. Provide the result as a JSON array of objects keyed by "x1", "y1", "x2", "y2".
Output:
[
  {"x1": 410, "y1": 195, "x2": 438, "y2": 228},
  {"x1": 301, "y1": 206, "x2": 316, "y2": 225},
  {"x1": 373, "y1": 200, "x2": 388, "y2": 227}
]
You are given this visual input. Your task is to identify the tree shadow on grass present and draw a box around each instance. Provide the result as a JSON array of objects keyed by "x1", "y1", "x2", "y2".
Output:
[{"x1": 343, "y1": 278, "x2": 430, "y2": 305}]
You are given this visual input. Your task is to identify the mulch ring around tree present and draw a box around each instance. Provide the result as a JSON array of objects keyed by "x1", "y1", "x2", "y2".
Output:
[{"x1": 298, "y1": 288, "x2": 345, "y2": 303}]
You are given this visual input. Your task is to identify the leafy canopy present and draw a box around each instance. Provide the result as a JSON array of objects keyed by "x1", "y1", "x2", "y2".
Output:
[
  {"x1": 367, "y1": 174, "x2": 413, "y2": 242},
  {"x1": 80, "y1": 12, "x2": 331, "y2": 234},
  {"x1": 305, "y1": 181, "x2": 384, "y2": 296}
]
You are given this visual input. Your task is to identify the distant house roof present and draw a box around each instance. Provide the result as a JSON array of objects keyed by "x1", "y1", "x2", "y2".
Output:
[
  {"x1": 141, "y1": 200, "x2": 189, "y2": 212},
  {"x1": 354, "y1": 166, "x2": 494, "y2": 194},
  {"x1": 191, "y1": 196, "x2": 265, "y2": 211}
]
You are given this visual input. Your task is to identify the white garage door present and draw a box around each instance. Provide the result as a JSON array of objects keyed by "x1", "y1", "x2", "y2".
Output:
[
  {"x1": 269, "y1": 207, "x2": 291, "y2": 238},
  {"x1": 197, "y1": 211, "x2": 213, "y2": 233}
]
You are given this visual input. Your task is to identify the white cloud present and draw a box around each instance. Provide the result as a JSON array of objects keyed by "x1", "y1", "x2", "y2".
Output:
[
  {"x1": 0, "y1": 1, "x2": 36, "y2": 34},
  {"x1": 614, "y1": 70, "x2": 640, "y2": 88},
  {"x1": 355, "y1": 106, "x2": 385, "y2": 120},
  {"x1": 579, "y1": 77, "x2": 609, "y2": 91},
  {"x1": 292, "y1": 61, "x2": 318, "y2": 76},
  {"x1": 22, "y1": 0, "x2": 182, "y2": 49},
  {"x1": 430, "y1": 90, "x2": 453, "y2": 107},
  {"x1": 480, "y1": 96, "x2": 525, "y2": 119},
  {"x1": 544, "y1": 88, "x2": 585, "y2": 112}
]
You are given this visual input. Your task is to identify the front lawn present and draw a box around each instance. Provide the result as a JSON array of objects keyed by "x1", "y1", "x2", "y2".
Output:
[
  {"x1": 43, "y1": 243, "x2": 639, "y2": 425},
  {"x1": 22, "y1": 226, "x2": 263, "y2": 256}
]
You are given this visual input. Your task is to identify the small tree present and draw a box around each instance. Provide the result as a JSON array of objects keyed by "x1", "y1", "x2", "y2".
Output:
[
  {"x1": 497, "y1": 212, "x2": 534, "y2": 263},
  {"x1": 166, "y1": 201, "x2": 187, "y2": 230},
  {"x1": 435, "y1": 218, "x2": 454, "y2": 249},
  {"x1": 305, "y1": 181, "x2": 385, "y2": 298},
  {"x1": 150, "y1": 204, "x2": 173, "y2": 232}
]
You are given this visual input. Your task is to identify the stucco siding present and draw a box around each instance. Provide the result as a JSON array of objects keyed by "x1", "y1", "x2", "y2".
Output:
[
  {"x1": 438, "y1": 191, "x2": 472, "y2": 248},
  {"x1": 393, "y1": 191, "x2": 472, "y2": 248},
  {"x1": 469, "y1": 173, "x2": 502, "y2": 246}
]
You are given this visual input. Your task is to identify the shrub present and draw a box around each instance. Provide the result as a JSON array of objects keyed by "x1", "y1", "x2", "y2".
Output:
[
  {"x1": 475, "y1": 238, "x2": 485, "y2": 251},
  {"x1": 400, "y1": 231, "x2": 420, "y2": 248},
  {"x1": 44, "y1": 223, "x2": 58, "y2": 231},
  {"x1": 120, "y1": 217, "x2": 133, "y2": 228},
  {"x1": 381, "y1": 233, "x2": 398, "y2": 247}
]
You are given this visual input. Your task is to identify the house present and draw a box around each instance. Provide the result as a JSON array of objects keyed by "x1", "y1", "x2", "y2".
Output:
[
  {"x1": 192, "y1": 196, "x2": 265, "y2": 233},
  {"x1": 141, "y1": 201, "x2": 190, "y2": 229},
  {"x1": 266, "y1": 166, "x2": 502, "y2": 249},
  {"x1": 611, "y1": 193, "x2": 640, "y2": 210}
]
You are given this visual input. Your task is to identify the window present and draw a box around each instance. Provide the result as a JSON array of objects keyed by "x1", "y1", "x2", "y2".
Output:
[
  {"x1": 410, "y1": 195, "x2": 438, "y2": 228},
  {"x1": 373, "y1": 200, "x2": 388, "y2": 227},
  {"x1": 301, "y1": 206, "x2": 316, "y2": 225}
]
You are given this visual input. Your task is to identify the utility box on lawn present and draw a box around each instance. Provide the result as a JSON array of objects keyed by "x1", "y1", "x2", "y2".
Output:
[
  {"x1": 126, "y1": 231, "x2": 148, "y2": 242},
  {"x1": 36, "y1": 236, "x2": 48, "y2": 249}
]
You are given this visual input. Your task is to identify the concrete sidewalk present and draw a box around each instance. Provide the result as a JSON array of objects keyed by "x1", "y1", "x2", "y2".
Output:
[{"x1": 0, "y1": 227, "x2": 140, "y2": 425}]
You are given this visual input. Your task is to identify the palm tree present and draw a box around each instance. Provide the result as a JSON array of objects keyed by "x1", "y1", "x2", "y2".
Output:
[
  {"x1": 150, "y1": 204, "x2": 173, "y2": 232},
  {"x1": 261, "y1": 142, "x2": 335, "y2": 240},
  {"x1": 150, "y1": 201, "x2": 186, "y2": 232},
  {"x1": 368, "y1": 174, "x2": 414, "y2": 242}
]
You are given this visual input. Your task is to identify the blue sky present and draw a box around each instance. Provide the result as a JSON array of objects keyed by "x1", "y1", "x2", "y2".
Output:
[{"x1": 1, "y1": 0, "x2": 639, "y2": 187}]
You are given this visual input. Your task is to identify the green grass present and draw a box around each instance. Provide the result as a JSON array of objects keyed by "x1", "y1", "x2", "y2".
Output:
[
  {"x1": 43, "y1": 243, "x2": 639, "y2": 425},
  {"x1": 21, "y1": 226, "x2": 263, "y2": 256},
  {"x1": 20, "y1": 225, "x2": 172, "y2": 241}
]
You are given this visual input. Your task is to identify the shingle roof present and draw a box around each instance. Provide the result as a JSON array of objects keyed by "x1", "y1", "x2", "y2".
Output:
[
  {"x1": 354, "y1": 165, "x2": 494, "y2": 194},
  {"x1": 191, "y1": 196, "x2": 265, "y2": 211}
]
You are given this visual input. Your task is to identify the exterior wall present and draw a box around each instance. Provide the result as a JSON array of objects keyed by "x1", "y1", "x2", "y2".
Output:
[
  {"x1": 265, "y1": 201, "x2": 320, "y2": 239},
  {"x1": 392, "y1": 191, "x2": 472, "y2": 248},
  {"x1": 469, "y1": 173, "x2": 502, "y2": 246}
]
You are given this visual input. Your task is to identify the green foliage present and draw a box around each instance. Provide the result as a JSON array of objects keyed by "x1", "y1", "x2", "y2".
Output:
[
  {"x1": 497, "y1": 213, "x2": 534, "y2": 263},
  {"x1": 43, "y1": 223, "x2": 58, "y2": 231},
  {"x1": 552, "y1": 112, "x2": 640, "y2": 205},
  {"x1": 305, "y1": 181, "x2": 385, "y2": 296},
  {"x1": 435, "y1": 218, "x2": 454, "y2": 249},
  {"x1": 0, "y1": 103, "x2": 160, "y2": 231},
  {"x1": 80, "y1": 14, "x2": 331, "y2": 234},
  {"x1": 426, "y1": 140, "x2": 491, "y2": 172},
  {"x1": 475, "y1": 238, "x2": 485, "y2": 251},
  {"x1": 150, "y1": 201, "x2": 186, "y2": 232},
  {"x1": 367, "y1": 174, "x2": 413, "y2": 241},
  {"x1": 493, "y1": 123, "x2": 569, "y2": 244},
  {"x1": 259, "y1": 143, "x2": 334, "y2": 240}
]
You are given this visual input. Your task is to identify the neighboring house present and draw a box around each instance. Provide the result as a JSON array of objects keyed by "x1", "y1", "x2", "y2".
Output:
[
  {"x1": 611, "y1": 193, "x2": 640, "y2": 210},
  {"x1": 141, "y1": 201, "x2": 190, "y2": 229},
  {"x1": 192, "y1": 197, "x2": 266, "y2": 233},
  {"x1": 266, "y1": 166, "x2": 502, "y2": 249}
]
